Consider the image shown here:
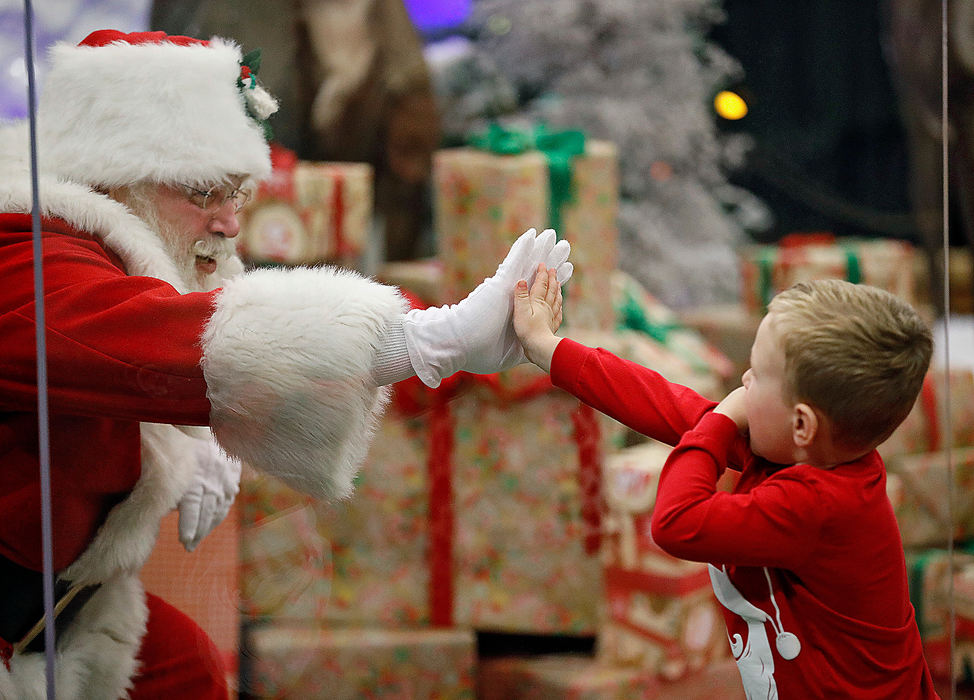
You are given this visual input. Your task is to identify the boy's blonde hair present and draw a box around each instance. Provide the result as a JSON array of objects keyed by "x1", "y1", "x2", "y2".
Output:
[{"x1": 767, "y1": 279, "x2": 932, "y2": 452}]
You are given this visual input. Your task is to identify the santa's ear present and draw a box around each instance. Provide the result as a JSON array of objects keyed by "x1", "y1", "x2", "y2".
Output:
[{"x1": 792, "y1": 403, "x2": 818, "y2": 447}]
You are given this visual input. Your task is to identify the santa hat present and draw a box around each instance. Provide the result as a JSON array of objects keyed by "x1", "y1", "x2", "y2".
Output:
[{"x1": 35, "y1": 29, "x2": 279, "y2": 188}]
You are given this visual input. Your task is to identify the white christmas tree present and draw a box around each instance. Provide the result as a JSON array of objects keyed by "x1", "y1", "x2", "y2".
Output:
[{"x1": 432, "y1": 0, "x2": 769, "y2": 308}]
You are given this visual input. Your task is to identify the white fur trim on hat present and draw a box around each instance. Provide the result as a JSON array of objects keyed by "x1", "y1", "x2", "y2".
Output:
[{"x1": 36, "y1": 34, "x2": 277, "y2": 188}]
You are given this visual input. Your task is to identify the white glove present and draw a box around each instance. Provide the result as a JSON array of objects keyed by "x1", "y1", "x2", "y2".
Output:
[
  {"x1": 403, "y1": 228, "x2": 573, "y2": 387},
  {"x1": 177, "y1": 437, "x2": 241, "y2": 552}
]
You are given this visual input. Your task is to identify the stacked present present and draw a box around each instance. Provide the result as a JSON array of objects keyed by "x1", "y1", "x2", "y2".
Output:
[
  {"x1": 901, "y1": 545, "x2": 974, "y2": 679},
  {"x1": 680, "y1": 232, "x2": 921, "y2": 381},
  {"x1": 237, "y1": 145, "x2": 373, "y2": 269},
  {"x1": 237, "y1": 467, "x2": 329, "y2": 622},
  {"x1": 598, "y1": 441, "x2": 728, "y2": 680},
  {"x1": 243, "y1": 625, "x2": 477, "y2": 699},
  {"x1": 612, "y1": 270, "x2": 736, "y2": 396},
  {"x1": 878, "y1": 368, "x2": 974, "y2": 677},
  {"x1": 237, "y1": 366, "x2": 625, "y2": 695},
  {"x1": 238, "y1": 126, "x2": 741, "y2": 697},
  {"x1": 434, "y1": 124, "x2": 619, "y2": 331},
  {"x1": 475, "y1": 440, "x2": 740, "y2": 697},
  {"x1": 878, "y1": 368, "x2": 974, "y2": 551},
  {"x1": 476, "y1": 653, "x2": 743, "y2": 700},
  {"x1": 739, "y1": 232, "x2": 918, "y2": 313},
  {"x1": 885, "y1": 447, "x2": 974, "y2": 550},
  {"x1": 879, "y1": 369, "x2": 974, "y2": 461}
]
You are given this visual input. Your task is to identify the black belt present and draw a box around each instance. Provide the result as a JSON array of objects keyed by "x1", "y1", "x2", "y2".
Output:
[{"x1": 0, "y1": 553, "x2": 101, "y2": 654}]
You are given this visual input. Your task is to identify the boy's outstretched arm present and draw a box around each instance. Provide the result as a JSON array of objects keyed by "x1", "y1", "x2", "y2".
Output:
[{"x1": 513, "y1": 263, "x2": 563, "y2": 372}]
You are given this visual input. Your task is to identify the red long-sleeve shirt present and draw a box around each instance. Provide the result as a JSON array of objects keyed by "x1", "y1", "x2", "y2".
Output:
[{"x1": 551, "y1": 338, "x2": 938, "y2": 699}]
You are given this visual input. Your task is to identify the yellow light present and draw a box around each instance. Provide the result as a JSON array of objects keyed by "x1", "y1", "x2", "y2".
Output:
[{"x1": 714, "y1": 90, "x2": 748, "y2": 120}]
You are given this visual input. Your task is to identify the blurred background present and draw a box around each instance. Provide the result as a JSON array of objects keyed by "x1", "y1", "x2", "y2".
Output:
[{"x1": 6, "y1": 1, "x2": 974, "y2": 697}]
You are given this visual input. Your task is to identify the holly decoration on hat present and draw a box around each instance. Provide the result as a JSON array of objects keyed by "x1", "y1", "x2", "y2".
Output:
[{"x1": 237, "y1": 49, "x2": 278, "y2": 139}]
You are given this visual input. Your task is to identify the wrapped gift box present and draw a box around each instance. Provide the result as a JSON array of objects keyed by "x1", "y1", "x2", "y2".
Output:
[
  {"x1": 477, "y1": 654, "x2": 744, "y2": 700},
  {"x1": 238, "y1": 464, "x2": 332, "y2": 622},
  {"x1": 885, "y1": 448, "x2": 974, "y2": 548},
  {"x1": 612, "y1": 271, "x2": 736, "y2": 393},
  {"x1": 879, "y1": 369, "x2": 974, "y2": 460},
  {"x1": 598, "y1": 442, "x2": 728, "y2": 679},
  {"x1": 240, "y1": 366, "x2": 618, "y2": 633},
  {"x1": 433, "y1": 137, "x2": 619, "y2": 330},
  {"x1": 677, "y1": 303, "x2": 762, "y2": 383},
  {"x1": 376, "y1": 258, "x2": 445, "y2": 306},
  {"x1": 239, "y1": 499, "x2": 332, "y2": 621},
  {"x1": 953, "y1": 563, "x2": 974, "y2": 680},
  {"x1": 238, "y1": 327, "x2": 727, "y2": 633},
  {"x1": 739, "y1": 234, "x2": 917, "y2": 313},
  {"x1": 239, "y1": 146, "x2": 372, "y2": 267},
  {"x1": 238, "y1": 407, "x2": 435, "y2": 626},
  {"x1": 906, "y1": 545, "x2": 974, "y2": 640},
  {"x1": 244, "y1": 624, "x2": 476, "y2": 699}
]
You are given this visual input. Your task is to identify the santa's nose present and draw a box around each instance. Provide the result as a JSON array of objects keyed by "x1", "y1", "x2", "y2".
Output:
[{"x1": 207, "y1": 200, "x2": 240, "y2": 238}]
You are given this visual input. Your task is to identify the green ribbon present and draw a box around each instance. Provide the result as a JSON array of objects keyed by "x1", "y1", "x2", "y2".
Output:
[
  {"x1": 617, "y1": 294, "x2": 680, "y2": 345},
  {"x1": 839, "y1": 244, "x2": 862, "y2": 285},
  {"x1": 469, "y1": 123, "x2": 586, "y2": 234},
  {"x1": 907, "y1": 542, "x2": 974, "y2": 637},
  {"x1": 615, "y1": 289, "x2": 714, "y2": 374},
  {"x1": 756, "y1": 241, "x2": 864, "y2": 309}
]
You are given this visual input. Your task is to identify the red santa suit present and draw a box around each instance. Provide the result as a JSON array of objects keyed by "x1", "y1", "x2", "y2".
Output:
[{"x1": 0, "y1": 31, "x2": 406, "y2": 698}]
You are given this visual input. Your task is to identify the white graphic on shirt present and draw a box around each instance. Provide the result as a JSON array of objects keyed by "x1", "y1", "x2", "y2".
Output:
[{"x1": 708, "y1": 565, "x2": 802, "y2": 700}]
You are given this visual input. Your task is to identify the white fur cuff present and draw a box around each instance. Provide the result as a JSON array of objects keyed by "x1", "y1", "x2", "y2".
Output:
[{"x1": 201, "y1": 266, "x2": 407, "y2": 500}]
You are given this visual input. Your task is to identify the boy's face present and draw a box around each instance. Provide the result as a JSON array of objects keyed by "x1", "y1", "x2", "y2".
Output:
[{"x1": 741, "y1": 314, "x2": 798, "y2": 464}]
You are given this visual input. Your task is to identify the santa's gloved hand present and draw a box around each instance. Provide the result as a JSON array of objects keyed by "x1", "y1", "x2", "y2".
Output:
[
  {"x1": 403, "y1": 228, "x2": 573, "y2": 387},
  {"x1": 177, "y1": 437, "x2": 241, "y2": 552}
]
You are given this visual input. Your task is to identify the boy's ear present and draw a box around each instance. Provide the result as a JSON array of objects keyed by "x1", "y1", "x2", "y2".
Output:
[{"x1": 792, "y1": 403, "x2": 818, "y2": 447}]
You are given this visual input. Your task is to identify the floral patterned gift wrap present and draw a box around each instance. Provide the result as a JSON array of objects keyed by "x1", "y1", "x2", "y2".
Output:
[
  {"x1": 476, "y1": 653, "x2": 744, "y2": 700},
  {"x1": 244, "y1": 624, "x2": 476, "y2": 699},
  {"x1": 878, "y1": 368, "x2": 974, "y2": 460},
  {"x1": 739, "y1": 233, "x2": 917, "y2": 313},
  {"x1": 433, "y1": 135, "x2": 619, "y2": 331},
  {"x1": 598, "y1": 441, "x2": 728, "y2": 680},
  {"x1": 238, "y1": 467, "x2": 332, "y2": 621},
  {"x1": 885, "y1": 447, "x2": 974, "y2": 548},
  {"x1": 238, "y1": 145, "x2": 372, "y2": 268}
]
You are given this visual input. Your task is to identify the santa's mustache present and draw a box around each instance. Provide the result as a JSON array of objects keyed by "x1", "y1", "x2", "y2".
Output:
[{"x1": 192, "y1": 237, "x2": 236, "y2": 262}]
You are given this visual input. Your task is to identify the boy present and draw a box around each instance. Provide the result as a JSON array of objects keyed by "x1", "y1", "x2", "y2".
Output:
[{"x1": 513, "y1": 267, "x2": 938, "y2": 698}]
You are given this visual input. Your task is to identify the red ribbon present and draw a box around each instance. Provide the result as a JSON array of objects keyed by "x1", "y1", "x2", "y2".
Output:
[
  {"x1": 427, "y1": 396, "x2": 456, "y2": 626},
  {"x1": 330, "y1": 169, "x2": 348, "y2": 257},
  {"x1": 604, "y1": 564, "x2": 712, "y2": 598},
  {"x1": 777, "y1": 231, "x2": 836, "y2": 248},
  {"x1": 572, "y1": 402, "x2": 603, "y2": 555},
  {"x1": 919, "y1": 373, "x2": 941, "y2": 452},
  {"x1": 260, "y1": 143, "x2": 298, "y2": 202},
  {"x1": 390, "y1": 361, "x2": 606, "y2": 625},
  {"x1": 0, "y1": 637, "x2": 11, "y2": 671}
]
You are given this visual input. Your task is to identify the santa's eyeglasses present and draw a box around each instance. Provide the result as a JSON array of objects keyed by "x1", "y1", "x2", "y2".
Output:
[{"x1": 181, "y1": 183, "x2": 252, "y2": 213}]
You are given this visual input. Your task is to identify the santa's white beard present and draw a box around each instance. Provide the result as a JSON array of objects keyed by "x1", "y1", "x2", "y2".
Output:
[{"x1": 122, "y1": 193, "x2": 243, "y2": 292}]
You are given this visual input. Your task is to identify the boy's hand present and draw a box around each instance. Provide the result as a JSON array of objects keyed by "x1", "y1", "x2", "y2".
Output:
[
  {"x1": 713, "y1": 386, "x2": 748, "y2": 432},
  {"x1": 513, "y1": 263, "x2": 563, "y2": 372}
]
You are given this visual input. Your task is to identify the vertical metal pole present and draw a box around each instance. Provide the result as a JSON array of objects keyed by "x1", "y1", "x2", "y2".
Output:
[
  {"x1": 940, "y1": 1, "x2": 956, "y2": 698},
  {"x1": 22, "y1": 0, "x2": 57, "y2": 696}
]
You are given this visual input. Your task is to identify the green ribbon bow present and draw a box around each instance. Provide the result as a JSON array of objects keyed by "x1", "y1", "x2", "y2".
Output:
[
  {"x1": 757, "y1": 243, "x2": 862, "y2": 310},
  {"x1": 469, "y1": 123, "x2": 586, "y2": 233},
  {"x1": 617, "y1": 294, "x2": 680, "y2": 345}
]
